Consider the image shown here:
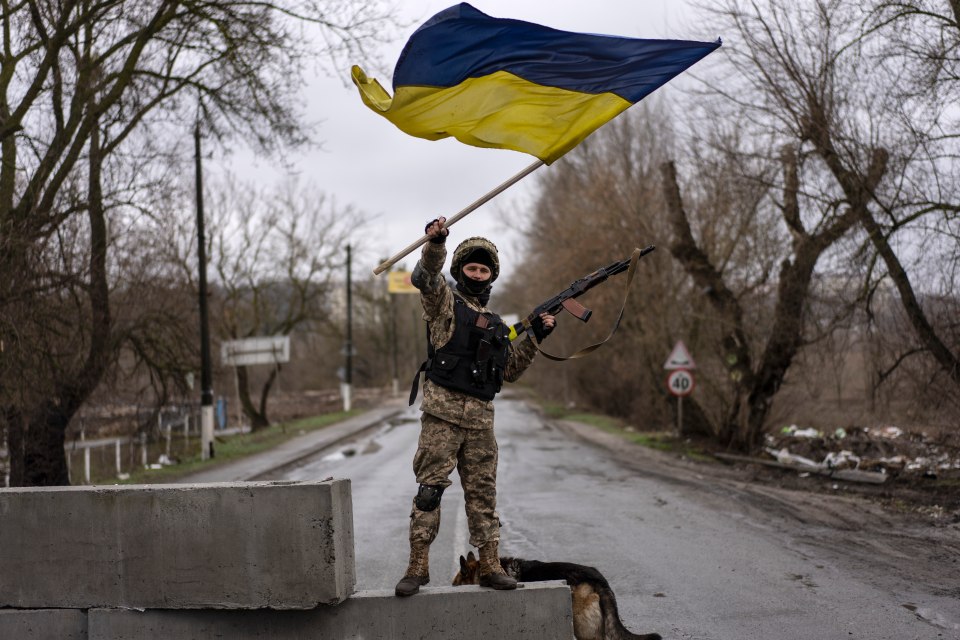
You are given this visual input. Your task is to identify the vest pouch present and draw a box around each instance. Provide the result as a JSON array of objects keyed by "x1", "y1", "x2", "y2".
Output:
[
  {"x1": 489, "y1": 362, "x2": 504, "y2": 393},
  {"x1": 431, "y1": 354, "x2": 459, "y2": 380}
]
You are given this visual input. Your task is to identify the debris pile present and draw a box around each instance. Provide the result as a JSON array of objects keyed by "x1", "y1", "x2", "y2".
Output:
[{"x1": 765, "y1": 424, "x2": 960, "y2": 480}]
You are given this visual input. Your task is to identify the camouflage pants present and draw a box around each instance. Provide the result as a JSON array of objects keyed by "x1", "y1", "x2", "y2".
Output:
[{"x1": 409, "y1": 413, "x2": 499, "y2": 549}]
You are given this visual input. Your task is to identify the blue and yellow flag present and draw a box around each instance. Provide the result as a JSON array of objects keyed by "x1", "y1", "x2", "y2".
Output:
[{"x1": 352, "y1": 3, "x2": 720, "y2": 164}]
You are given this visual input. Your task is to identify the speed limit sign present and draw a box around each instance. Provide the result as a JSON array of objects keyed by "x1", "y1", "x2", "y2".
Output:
[{"x1": 667, "y1": 369, "x2": 695, "y2": 397}]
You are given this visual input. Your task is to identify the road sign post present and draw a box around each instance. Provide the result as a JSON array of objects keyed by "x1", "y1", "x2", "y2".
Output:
[
  {"x1": 221, "y1": 335, "x2": 291, "y2": 427},
  {"x1": 666, "y1": 368, "x2": 695, "y2": 435},
  {"x1": 664, "y1": 341, "x2": 696, "y2": 436}
]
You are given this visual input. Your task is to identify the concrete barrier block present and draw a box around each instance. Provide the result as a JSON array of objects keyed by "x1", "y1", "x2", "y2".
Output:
[
  {"x1": 0, "y1": 479, "x2": 354, "y2": 610},
  {"x1": 88, "y1": 583, "x2": 574, "y2": 640},
  {"x1": 0, "y1": 609, "x2": 87, "y2": 639}
]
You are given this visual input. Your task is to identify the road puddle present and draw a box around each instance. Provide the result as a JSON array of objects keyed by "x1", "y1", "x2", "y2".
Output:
[
  {"x1": 257, "y1": 413, "x2": 421, "y2": 480},
  {"x1": 321, "y1": 448, "x2": 357, "y2": 462},
  {"x1": 320, "y1": 418, "x2": 415, "y2": 462},
  {"x1": 902, "y1": 603, "x2": 960, "y2": 631}
]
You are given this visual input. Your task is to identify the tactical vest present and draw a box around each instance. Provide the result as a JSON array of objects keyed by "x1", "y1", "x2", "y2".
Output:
[{"x1": 409, "y1": 294, "x2": 510, "y2": 404}]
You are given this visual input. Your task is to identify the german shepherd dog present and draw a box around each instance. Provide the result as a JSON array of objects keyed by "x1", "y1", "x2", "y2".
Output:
[{"x1": 453, "y1": 551, "x2": 662, "y2": 640}]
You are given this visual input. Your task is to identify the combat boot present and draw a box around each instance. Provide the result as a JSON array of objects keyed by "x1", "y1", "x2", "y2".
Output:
[
  {"x1": 478, "y1": 541, "x2": 517, "y2": 590},
  {"x1": 395, "y1": 543, "x2": 430, "y2": 597}
]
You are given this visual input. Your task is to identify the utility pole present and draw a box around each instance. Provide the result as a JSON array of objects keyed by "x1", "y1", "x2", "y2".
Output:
[
  {"x1": 342, "y1": 244, "x2": 353, "y2": 412},
  {"x1": 391, "y1": 292, "x2": 399, "y2": 396},
  {"x1": 194, "y1": 123, "x2": 214, "y2": 460}
]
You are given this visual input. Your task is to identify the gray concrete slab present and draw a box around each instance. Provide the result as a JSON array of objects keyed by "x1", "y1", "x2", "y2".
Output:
[
  {"x1": 179, "y1": 403, "x2": 405, "y2": 483},
  {"x1": 0, "y1": 479, "x2": 354, "y2": 610},
  {"x1": 88, "y1": 582, "x2": 574, "y2": 640},
  {"x1": 0, "y1": 609, "x2": 88, "y2": 640}
]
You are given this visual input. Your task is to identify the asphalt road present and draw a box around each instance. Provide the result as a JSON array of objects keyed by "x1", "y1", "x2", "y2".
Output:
[{"x1": 260, "y1": 396, "x2": 958, "y2": 640}]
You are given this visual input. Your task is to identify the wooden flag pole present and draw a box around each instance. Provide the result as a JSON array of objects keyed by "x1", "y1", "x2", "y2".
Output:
[{"x1": 373, "y1": 159, "x2": 545, "y2": 275}]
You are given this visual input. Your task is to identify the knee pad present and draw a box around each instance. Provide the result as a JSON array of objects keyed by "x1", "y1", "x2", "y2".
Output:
[{"x1": 414, "y1": 484, "x2": 445, "y2": 512}]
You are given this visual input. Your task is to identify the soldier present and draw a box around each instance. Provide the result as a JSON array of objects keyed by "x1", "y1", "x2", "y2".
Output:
[{"x1": 395, "y1": 216, "x2": 556, "y2": 597}]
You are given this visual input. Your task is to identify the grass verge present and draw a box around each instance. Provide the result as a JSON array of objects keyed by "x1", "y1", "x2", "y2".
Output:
[
  {"x1": 107, "y1": 410, "x2": 362, "y2": 485},
  {"x1": 541, "y1": 401, "x2": 711, "y2": 461}
]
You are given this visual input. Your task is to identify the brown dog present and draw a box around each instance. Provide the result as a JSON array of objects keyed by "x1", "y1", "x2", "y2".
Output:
[{"x1": 453, "y1": 551, "x2": 662, "y2": 640}]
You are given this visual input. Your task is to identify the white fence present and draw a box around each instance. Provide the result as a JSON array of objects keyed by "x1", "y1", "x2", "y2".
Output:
[
  {"x1": 65, "y1": 408, "x2": 194, "y2": 484},
  {"x1": 1, "y1": 406, "x2": 206, "y2": 487}
]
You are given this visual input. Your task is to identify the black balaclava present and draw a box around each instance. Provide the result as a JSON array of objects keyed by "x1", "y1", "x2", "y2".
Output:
[{"x1": 456, "y1": 247, "x2": 494, "y2": 304}]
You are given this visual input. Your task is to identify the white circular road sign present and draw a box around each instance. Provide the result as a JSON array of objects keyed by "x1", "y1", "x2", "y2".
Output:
[{"x1": 667, "y1": 369, "x2": 695, "y2": 397}]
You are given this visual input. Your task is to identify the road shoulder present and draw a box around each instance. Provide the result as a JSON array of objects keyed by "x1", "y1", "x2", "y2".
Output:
[{"x1": 178, "y1": 401, "x2": 406, "y2": 483}]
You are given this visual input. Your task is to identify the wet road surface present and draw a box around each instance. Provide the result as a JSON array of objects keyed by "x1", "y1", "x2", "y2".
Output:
[{"x1": 264, "y1": 397, "x2": 959, "y2": 640}]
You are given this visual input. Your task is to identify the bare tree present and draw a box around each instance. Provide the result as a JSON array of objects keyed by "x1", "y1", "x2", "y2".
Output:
[
  {"x1": 706, "y1": 0, "x2": 960, "y2": 396},
  {"x1": 853, "y1": 1, "x2": 960, "y2": 386},
  {"x1": 207, "y1": 177, "x2": 359, "y2": 429},
  {"x1": 661, "y1": 144, "x2": 884, "y2": 449},
  {"x1": 650, "y1": 0, "x2": 898, "y2": 449},
  {"x1": 660, "y1": 0, "x2": 960, "y2": 447},
  {"x1": 500, "y1": 0, "x2": 959, "y2": 448},
  {"x1": 1, "y1": 0, "x2": 397, "y2": 485}
]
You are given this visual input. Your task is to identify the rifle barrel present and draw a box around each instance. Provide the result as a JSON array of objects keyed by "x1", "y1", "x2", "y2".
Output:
[{"x1": 509, "y1": 245, "x2": 656, "y2": 342}]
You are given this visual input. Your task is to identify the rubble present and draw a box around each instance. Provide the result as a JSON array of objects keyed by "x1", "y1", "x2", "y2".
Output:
[{"x1": 764, "y1": 423, "x2": 960, "y2": 480}]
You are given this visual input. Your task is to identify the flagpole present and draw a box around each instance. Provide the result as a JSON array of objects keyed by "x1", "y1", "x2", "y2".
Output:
[{"x1": 372, "y1": 159, "x2": 545, "y2": 275}]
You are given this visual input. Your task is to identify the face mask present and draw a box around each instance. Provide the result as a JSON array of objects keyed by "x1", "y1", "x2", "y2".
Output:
[{"x1": 459, "y1": 276, "x2": 489, "y2": 295}]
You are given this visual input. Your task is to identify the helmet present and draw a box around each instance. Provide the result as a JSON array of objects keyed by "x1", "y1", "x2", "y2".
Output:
[{"x1": 450, "y1": 237, "x2": 500, "y2": 284}]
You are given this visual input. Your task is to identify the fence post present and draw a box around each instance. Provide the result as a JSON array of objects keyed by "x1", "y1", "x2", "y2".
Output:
[
  {"x1": 115, "y1": 439, "x2": 122, "y2": 476},
  {"x1": 140, "y1": 432, "x2": 147, "y2": 468},
  {"x1": 84, "y1": 447, "x2": 91, "y2": 484}
]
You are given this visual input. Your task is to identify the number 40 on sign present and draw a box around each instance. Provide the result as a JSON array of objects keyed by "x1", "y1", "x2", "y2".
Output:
[{"x1": 667, "y1": 369, "x2": 695, "y2": 397}]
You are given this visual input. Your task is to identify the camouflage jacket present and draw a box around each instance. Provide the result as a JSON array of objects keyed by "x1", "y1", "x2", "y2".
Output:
[{"x1": 413, "y1": 240, "x2": 537, "y2": 429}]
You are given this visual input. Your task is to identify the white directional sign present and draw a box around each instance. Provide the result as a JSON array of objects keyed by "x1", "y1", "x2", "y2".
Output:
[
  {"x1": 664, "y1": 340, "x2": 696, "y2": 370},
  {"x1": 221, "y1": 336, "x2": 290, "y2": 367},
  {"x1": 667, "y1": 369, "x2": 695, "y2": 397}
]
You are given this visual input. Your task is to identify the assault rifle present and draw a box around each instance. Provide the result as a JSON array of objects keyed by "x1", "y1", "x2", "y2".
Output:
[{"x1": 508, "y1": 245, "x2": 656, "y2": 342}]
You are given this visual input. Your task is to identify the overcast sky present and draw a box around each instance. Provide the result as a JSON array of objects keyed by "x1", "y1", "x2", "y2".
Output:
[{"x1": 215, "y1": 1, "x2": 700, "y2": 282}]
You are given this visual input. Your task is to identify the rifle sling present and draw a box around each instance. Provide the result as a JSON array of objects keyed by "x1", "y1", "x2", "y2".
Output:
[{"x1": 530, "y1": 246, "x2": 644, "y2": 362}]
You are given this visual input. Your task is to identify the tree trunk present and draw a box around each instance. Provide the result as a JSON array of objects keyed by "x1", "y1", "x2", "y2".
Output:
[
  {"x1": 257, "y1": 366, "x2": 279, "y2": 428},
  {"x1": 857, "y1": 210, "x2": 960, "y2": 385},
  {"x1": 13, "y1": 69, "x2": 114, "y2": 486},
  {"x1": 21, "y1": 402, "x2": 71, "y2": 486},
  {"x1": 804, "y1": 92, "x2": 953, "y2": 384},
  {"x1": 236, "y1": 366, "x2": 270, "y2": 430},
  {"x1": 3, "y1": 408, "x2": 25, "y2": 486},
  {"x1": 741, "y1": 249, "x2": 819, "y2": 450}
]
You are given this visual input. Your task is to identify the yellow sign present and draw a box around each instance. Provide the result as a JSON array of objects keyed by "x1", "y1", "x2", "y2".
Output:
[{"x1": 388, "y1": 271, "x2": 418, "y2": 294}]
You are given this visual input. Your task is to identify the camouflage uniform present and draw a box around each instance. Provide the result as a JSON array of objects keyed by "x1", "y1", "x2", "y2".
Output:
[{"x1": 409, "y1": 238, "x2": 538, "y2": 549}]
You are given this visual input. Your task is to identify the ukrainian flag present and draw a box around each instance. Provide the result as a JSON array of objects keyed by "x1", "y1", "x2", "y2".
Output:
[{"x1": 352, "y1": 3, "x2": 720, "y2": 164}]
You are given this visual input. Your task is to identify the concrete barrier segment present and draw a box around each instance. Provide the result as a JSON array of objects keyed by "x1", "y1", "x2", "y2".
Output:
[
  {"x1": 87, "y1": 582, "x2": 574, "y2": 640},
  {"x1": 0, "y1": 479, "x2": 354, "y2": 610},
  {"x1": 0, "y1": 609, "x2": 88, "y2": 640}
]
